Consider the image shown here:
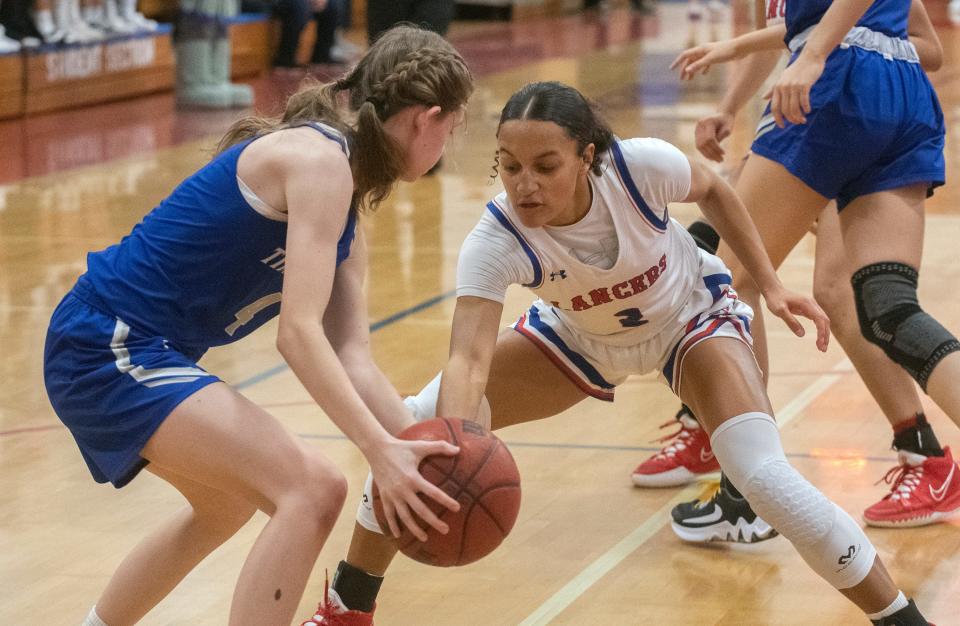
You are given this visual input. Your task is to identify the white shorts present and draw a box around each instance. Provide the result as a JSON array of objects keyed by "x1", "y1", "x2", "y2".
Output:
[{"x1": 511, "y1": 272, "x2": 754, "y2": 400}]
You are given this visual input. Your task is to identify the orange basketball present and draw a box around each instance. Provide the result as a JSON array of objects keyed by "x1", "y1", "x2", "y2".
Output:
[{"x1": 372, "y1": 417, "x2": 522, "y2": 567}]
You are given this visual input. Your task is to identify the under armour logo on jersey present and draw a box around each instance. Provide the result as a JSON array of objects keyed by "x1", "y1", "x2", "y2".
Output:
[
  {"x1": 838, "y1": 544, "x2": 857, "y2": 566},
  {"x1": 550, "y1": 270, "x2": 567, "y2": 281}
]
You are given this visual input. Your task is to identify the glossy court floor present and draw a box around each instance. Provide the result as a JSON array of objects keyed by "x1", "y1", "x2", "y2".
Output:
[{"x1": 2, "y1": 2, "x2": 960, "y2": 624}]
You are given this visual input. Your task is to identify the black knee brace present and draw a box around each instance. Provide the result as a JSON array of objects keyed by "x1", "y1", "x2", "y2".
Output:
[{"x1": 851, "y1": 262, "x2": 960, "y2": 390}]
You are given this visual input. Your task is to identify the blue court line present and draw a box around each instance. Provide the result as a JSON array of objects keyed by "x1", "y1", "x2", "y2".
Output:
[
  {"x1": 0, "y1": 421, "x2": 903, "y2": 466},
  {"x1": 234, "y1": 289, "x2": 458, "y2": 390},
  {"x1": 296, "y1": 432, "x2": 900, "y2": 465}
]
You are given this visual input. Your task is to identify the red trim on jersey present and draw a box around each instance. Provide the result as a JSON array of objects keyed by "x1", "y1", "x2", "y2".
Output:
[
  {"x1": 670, "y1": 314, "x2": 751, "y2": 393},
  {"x1": 513, "y1": 315, "x2": 615, "y2": 402}
]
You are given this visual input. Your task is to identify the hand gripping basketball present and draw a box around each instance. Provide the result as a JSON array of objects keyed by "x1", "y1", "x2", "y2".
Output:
[{"x1": 372, "y1": 417, "x2": 522, "y2": 567}]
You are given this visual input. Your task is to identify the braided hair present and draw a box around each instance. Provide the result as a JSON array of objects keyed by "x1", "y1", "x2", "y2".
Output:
[{"x1": 218, "y1": 24, "x2": 473, "y2": 211}]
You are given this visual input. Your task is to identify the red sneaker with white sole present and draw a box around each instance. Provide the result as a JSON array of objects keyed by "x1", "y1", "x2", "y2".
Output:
[
  {"x1": 301, "y1": 578, "x2": 375, "y2": 626},
  {"x1": 864, "y1": 446, "x2": 960, "y2": 528},
  {"x1": 631, "y1": 407, "x2": 720, "y2": 487}
]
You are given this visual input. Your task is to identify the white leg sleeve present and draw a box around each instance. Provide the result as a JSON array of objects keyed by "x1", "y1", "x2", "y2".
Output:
[
  {"x1": 355, "y1": 372, "x2": 493, "y2": 534},
  {"x1": 710, "y1": 412, "x2": 877, "y2": 590},
  {"x1": 356, "y1": 471, "x2": 382, "y2": 534}
]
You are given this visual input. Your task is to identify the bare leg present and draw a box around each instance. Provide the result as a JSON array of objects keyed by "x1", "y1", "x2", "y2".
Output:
[
  {"x1": 94, "y1": 467, "x2": 257, "y2": 624},
  {"x1": 101, "y1": 383, "x2": 348, "y2": 626},
  {"x1": 716, "y1": 153, "x2": 830, "y2": 382},
  {"x1": 679, "y1": 338, "x2": 900, "y2": 614}
]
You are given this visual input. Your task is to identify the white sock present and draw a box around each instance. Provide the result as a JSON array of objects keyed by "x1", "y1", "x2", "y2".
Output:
[
  {"x1": 866, "y1": 591, "x2": 908, "y2": 620},
  {"x1": 82, "y1": 606, "x2": 109, "y2": 626}
]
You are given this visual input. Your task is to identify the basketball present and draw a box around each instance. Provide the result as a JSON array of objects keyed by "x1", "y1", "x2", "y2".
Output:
[{"x1": 372, "y1": 417, "x2": 522, "y2": 567}]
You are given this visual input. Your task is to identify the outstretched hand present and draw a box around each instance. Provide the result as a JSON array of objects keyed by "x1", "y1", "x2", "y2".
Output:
[
  {"x1": 368, "y1": 436, "x2": 460, "y2": 542},
  {"x1": 763, "y1": 286, "x2": 831, "y2": 352},
  {"x1": 671, "y1": 40, "x2": 740, "y2": 80}
]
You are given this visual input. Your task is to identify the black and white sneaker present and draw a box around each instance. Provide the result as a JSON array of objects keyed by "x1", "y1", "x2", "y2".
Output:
[{"x1": 671, "y1": 476, "x2": 779, "y2": 543}]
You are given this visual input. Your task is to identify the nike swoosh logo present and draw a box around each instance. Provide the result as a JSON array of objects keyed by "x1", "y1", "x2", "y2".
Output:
[
  {"x1": 684, "y1": 507, "x2": 723, "y2": 524},
  {"x1": 700, "y1": 448, "x2": 715, "y2": 463},
  {"x1": 930, "y1": 463, "x2": 956, "y2": 502}
]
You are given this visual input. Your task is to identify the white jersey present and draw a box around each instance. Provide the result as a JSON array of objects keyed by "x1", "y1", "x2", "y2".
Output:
[
  {"x1": 458, "y1": 137, "x2": 717, "y2": 347},
  {"x1": 766, "y1": 0, "x2": 785, "y2": 25}
]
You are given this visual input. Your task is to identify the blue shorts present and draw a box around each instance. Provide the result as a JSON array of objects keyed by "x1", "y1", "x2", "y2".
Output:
[
  {"x1": 43, "y1": 290, "x2": 220, "y2": 487},
  {"x1": 751, "y1": 46, "x2": 945, "y2": 210}
]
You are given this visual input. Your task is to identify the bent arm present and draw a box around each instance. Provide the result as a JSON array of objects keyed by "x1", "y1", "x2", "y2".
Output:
[
  {"x1": 796, "y1": 0, "x2": 874, "y2": 62},
  {"x1": 683, "y1": 159, "x2": 781, "y2": 296},
  {"x1": 731, "y1": 23, "x2": 789, "y2": 55},
  {"x1": 908, "y1": 0, "x2": 942, "y2": 72},
  {"x1": 718, "y1": 49, "x2": 784, "y2": 117}
]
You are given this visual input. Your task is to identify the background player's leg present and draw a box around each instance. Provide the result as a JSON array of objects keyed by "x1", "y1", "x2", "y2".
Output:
[
  {"x1": 813, "y1": 204, "x2": 925, "y2": 426},
  {"x1": 137, "y1": 382, "x2": 347, "y2": 626},
  {"x1": 678, "y1": 337, "x2": 923, "y2": 621},
  {"x1": 93, "y1": 467, "x2": 257, "y2": 624},
  {"x1": 841, "y1": 186, "x2": 960, "y2": 425},
  {"x1": 330, "y1": 326, "x2": 592, "y2": 617},
  {"x1": 715, "y1": 153, "x2": 830, "y2": 382},
  {"x1": 814, "y1": 201, "x2": 954, "y2": 525}
]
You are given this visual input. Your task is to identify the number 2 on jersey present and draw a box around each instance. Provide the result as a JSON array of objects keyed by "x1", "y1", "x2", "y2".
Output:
[{"x1": 615, "y1": 307, "x2": 647, "y2": 327}]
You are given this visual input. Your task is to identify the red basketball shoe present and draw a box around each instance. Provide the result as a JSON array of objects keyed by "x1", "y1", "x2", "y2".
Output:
[
  {"x1": 864, "y1": 447, "x2": 960, "y2": 527},
  {"x1": 301, "y1": 578, "x2": 375, "y2": 626},
  {"x1": 631, "y1": 407, "x2": 721, "y2": 487}
]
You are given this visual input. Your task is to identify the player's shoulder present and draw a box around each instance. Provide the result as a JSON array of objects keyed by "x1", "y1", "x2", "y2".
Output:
[
  {"x1": 242, "y1": 126, "x2": 353, "y2": 195},
  {"x1": 610, "y1": 136, "x2": 685, "y2": 162}
]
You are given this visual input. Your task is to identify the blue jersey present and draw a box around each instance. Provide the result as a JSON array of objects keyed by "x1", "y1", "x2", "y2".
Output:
[
  {"x1": 786, "y1": 0, "x2": 909, "y2": 42},
  {"x1": 74, "y1": 122, "x2": 357, "y2": 354}
]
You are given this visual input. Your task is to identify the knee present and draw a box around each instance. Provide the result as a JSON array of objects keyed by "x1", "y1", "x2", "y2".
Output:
[
  {"x1": 852, "y1": 262, "x2": 960, "y2": 389},
  {"x1": 279, "y1": 451, "x2": 348, "y2": 528},
  {"x1": 812, "y1": 273, "x2": 848, "y2": 321},
  {"x1": 710, "y1": 413, "x2": 876, "y2": 589}
]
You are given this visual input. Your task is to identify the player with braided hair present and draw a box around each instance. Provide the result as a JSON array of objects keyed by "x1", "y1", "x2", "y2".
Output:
[{"x1": 43, "y1": 24, "x2": 473, "y2": 626}]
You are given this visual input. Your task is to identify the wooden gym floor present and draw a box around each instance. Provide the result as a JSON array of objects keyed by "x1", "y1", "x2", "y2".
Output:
[{"x1": 2, "y1": 2, "x2": 959, "y2": 624}]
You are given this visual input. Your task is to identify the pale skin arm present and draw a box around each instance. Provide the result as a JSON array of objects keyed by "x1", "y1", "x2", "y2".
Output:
[
  {"x1": 908, "y1": 0, "x2": 942, "y2": 72},
  {"x1": 671, "y1": 23, "x2": 787, "y2": 80},
  {"x1": 694, "y1": 48, "x2": 782, "y2": 162},
  {"x1": 435, "y1": 296, "x2": 505, "y2": 422},
  {"x1": 765, "y1": 0, "x2": 873, "y2": 125},
  {"x1": 684, "y1": 159, "x2": 830, "y2": 351},
  {"x1": 276, "y1": 138, "x2": 459, "y2": 541},
  {"x1": 322, "y1": 228, "x2": 418, "y2": 438}
]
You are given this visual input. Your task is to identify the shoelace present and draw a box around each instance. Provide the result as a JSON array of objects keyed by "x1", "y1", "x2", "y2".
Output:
[
  {"x1": 651, "y1": 419, "x2": 696, "y2": 458},
  {"x1": 876, "y1": 463, "x2": 924, "y2": 502},
  {"x1": 303, "y1": 575, "x2": 346, "y2": 626}
]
